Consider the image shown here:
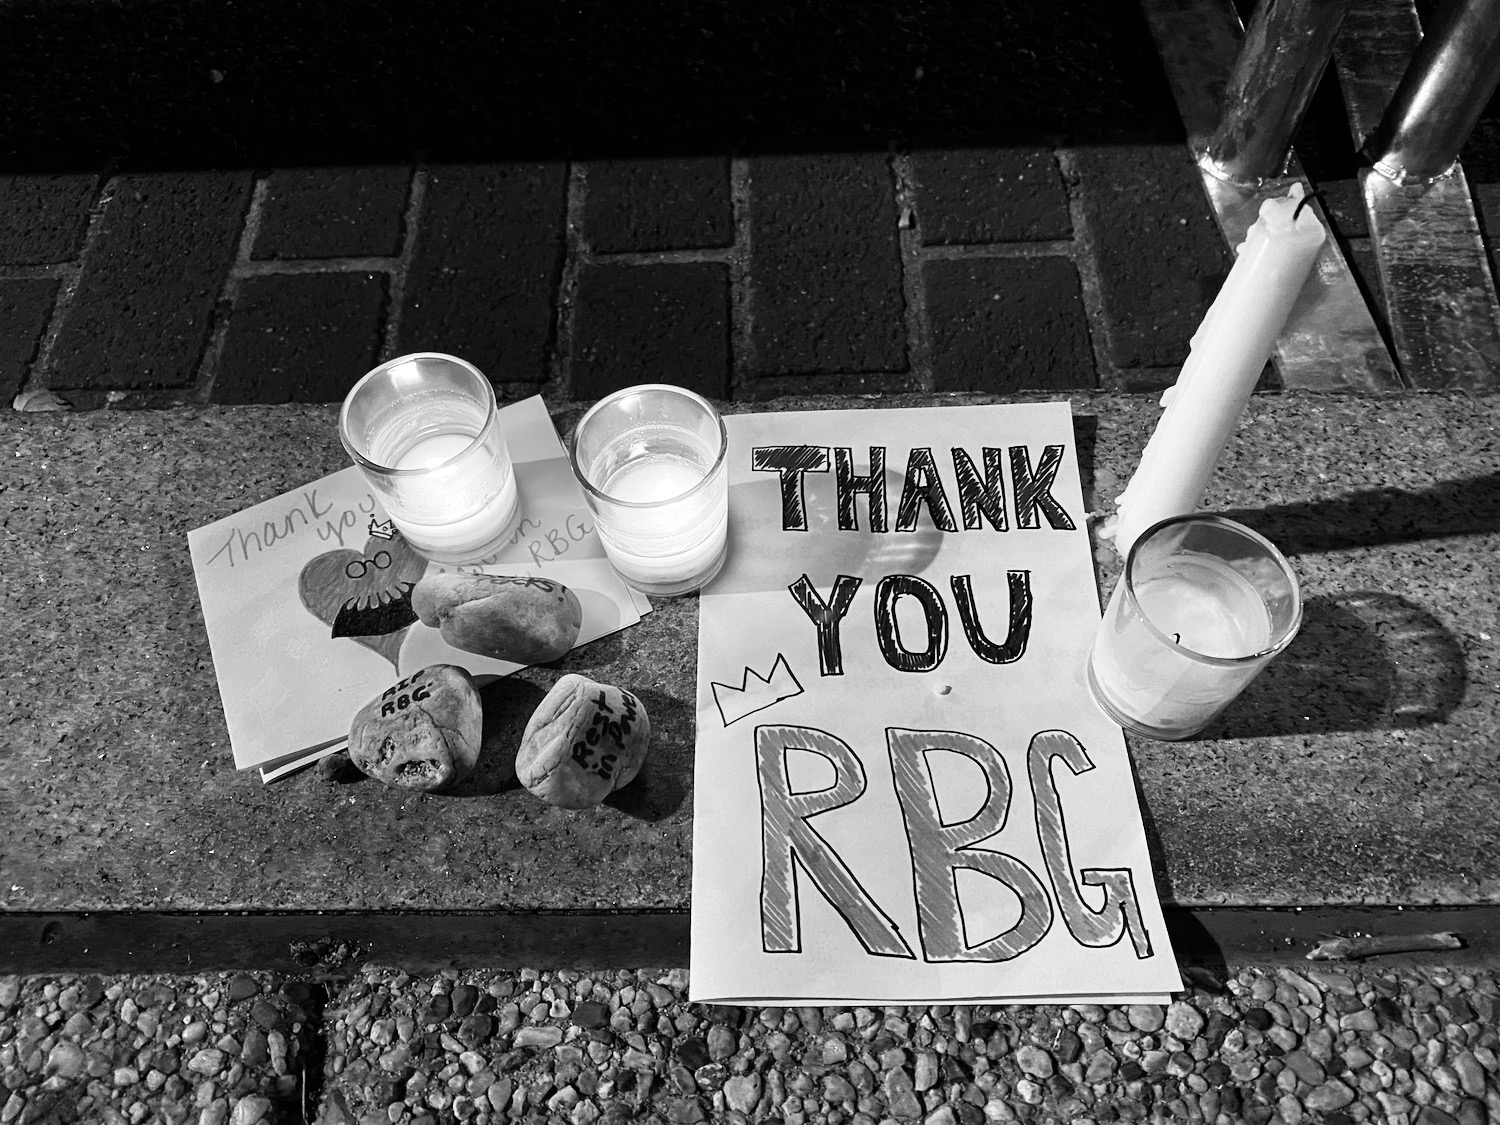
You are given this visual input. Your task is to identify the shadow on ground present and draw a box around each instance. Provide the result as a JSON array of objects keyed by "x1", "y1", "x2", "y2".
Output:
[{"x1": 1206, "y1": 590, "x2": 1468, "y2": 739}]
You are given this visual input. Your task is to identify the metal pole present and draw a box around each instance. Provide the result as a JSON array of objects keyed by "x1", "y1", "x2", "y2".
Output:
[
  {"x1": 1365, "y1": 0, "x2": 1500, "y2": 184},
  {"x1": 1201, "y1": 0, "x2": 1353, "y2": 186}
]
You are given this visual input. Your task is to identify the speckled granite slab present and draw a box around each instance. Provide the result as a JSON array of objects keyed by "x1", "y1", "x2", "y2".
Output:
[{"x1": 1, "y1": 393, "x2": 1495, "y2": 915}]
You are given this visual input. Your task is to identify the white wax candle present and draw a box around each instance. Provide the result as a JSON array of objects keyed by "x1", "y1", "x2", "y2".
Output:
[
  {"x1": 597, "y1": 453, "x2": 728, "y2": 587},
  {"x1": 1112, "y1": 184, "x2": 1326, "y2": 555},
  {"x1": 386, "y1": 429, "x2": 519, "y2": 560},
  {"x1": 396, "y1": 432, "x2": 474, "y2": 470},
  {"x1": 1090, "y1": 555, "x2": 1273, "y2": 737}
]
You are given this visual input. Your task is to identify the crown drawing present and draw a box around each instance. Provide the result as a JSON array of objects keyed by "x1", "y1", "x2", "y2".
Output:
[
  {"x1": 367, "y1": 516, "x2": 399, "y2": 540},
  {"x1": 711, "y1": 653, "x2": 804, "y2": 727}
]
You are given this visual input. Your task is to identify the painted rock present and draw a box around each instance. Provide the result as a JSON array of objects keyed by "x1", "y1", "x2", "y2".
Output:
[
  {"x1": 516, "y1": 675, "x2": 650, "y2": 809},
  {"x1": 411, "y1": 573, "x2": 582, "y2": 665},
  {"x1": 348, "y1": 664, "x2": 482, "y2": 792}
]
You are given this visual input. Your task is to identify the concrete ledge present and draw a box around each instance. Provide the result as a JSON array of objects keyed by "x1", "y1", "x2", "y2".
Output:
[
  {"x1": 7, "y1": 907, "x2": 1500, "y2": 975},
  {"x1": 2, "y1": 394, "x2": 1497, "y2": 940}
]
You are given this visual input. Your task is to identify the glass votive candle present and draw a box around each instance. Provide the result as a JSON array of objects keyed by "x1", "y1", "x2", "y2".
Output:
[
  {"x1": 339, "y1": 352, "x2": 521, "y2": 564},
  {"x1": 567, "y1": 384, "x2": 729, "y2": 597},
  {"x1": 1087, "y1": 514, "x2": 1302, "y2": 740}
]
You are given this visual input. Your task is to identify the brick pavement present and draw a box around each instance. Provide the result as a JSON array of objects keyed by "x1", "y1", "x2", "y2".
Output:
[
  {"x1": 0, "y1": 148, "x2": 1235, "y2": 414},
  {"x1": 7, "y1": 145, "x2": 1500, "y2": 414}
]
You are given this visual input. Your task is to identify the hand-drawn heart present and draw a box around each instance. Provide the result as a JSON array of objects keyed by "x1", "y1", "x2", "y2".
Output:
[{"x1": 299, "y1": 534, "x2": 430, "y2": 670}]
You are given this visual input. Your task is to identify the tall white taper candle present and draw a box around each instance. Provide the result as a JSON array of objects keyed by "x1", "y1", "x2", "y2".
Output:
[{"x1": 1111, "y1": 183, "x2": 1326, "y2": 555}]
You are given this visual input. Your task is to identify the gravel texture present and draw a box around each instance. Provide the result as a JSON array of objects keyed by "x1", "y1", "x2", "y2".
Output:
[{"x1": 3, "y1": 964, "x2": 1500, "y2": 1124}]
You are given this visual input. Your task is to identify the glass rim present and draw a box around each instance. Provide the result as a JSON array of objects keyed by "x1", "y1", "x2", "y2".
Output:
[
  {"x1": 338, "y1": 351, "x2": 499, "y2": 477},
  {"x1": 1121, "y1": 513, "x2": 1303, "y2": 667},
  {"x1": 568, "y1": 383, "x2": 729, "y2": 509}
]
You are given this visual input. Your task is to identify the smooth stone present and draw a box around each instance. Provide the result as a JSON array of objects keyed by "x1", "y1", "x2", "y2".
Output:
[
  {"x1": 412, "y1": 573, "x2": 582, "y2": 665},
  {"x1": 1015, "y1": 1045, "x2": 1054, "y2": 1079},
  {"x1": 349, "y1": 664, "x2": 482, "y2": 792},
  {"x1": 513, "y1": 1027, "x2": 563, "y2": 1049},
  {"x1": 1304, "y1": 1079, "x2": 1357, "y2": 1112},
  {"x1": 1165, "y1": 1001, "x2": 1205, "y2": 1040},
  {"x1": 1127, "y1": 1005, "x2": 1164, "y2": 1032},
  {"x1": 230, "y1": 1094, "x2": 271, "y2": 1125},
  {"x1": 724, "y1": 1074, "x2": 761, "y2": 1114},
  {"x1": 44, "y1": 1041, "x2": 86, "y2": 1079},
  {"x1": 516, "y1": 675, "x2": 651, "y2": 809}
]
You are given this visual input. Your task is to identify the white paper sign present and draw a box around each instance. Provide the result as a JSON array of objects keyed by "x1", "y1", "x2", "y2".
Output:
[
  {"x1": 188, "y1": 396, "x2": 646, "y2": 774},
  {"x1": 690, "y1": 402, "x2": 1180, "y2": 1004}
]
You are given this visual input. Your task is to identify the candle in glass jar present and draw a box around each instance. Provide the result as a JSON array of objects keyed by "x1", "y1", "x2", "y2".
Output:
[
  {"x1": 569, "y1": 385, "x2": 730, "y2": 597},
  {"x1": 340, "y1": 353, "x2": 522, "y2": 565},
  {"x1": 592, "y1": 438, "x2": 728, "y2": 591},
  {"x1": 1090, "y1": 556, "x2": 1272, "y2": 736},
  {"x1": 1088, "y1": 515, "x2": 1301, "y2": 741},
  {"x1": 387, "y1": 429, "x2": 520, "y2": 559}
]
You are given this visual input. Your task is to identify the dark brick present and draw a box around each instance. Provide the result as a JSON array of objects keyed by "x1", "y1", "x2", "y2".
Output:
[
  {"x1": 925, "y1": 257, "x2": 1094, "y2": 391},
  {"x1": 913, "y1": 149, "x2": 1071, "y2": 244},
  {"x1": 212, "y1": 272, "x2": 385, "y2": 404},
  {"x1": 572, "y1": 263, "x2": 729, "y2": 401},
  {"x1": 586, "y1": 158, "x2": 732, "y2": 253},
  {"x1": 399, "y1": 163, "x2": 565, "y2": 384},
  {"x1": 747, "y1": 153, "x2": 905, "y2": 375},
  {"x1": 0, "y1": 279, "x2": 57, "y2": 400},
  {"x1": 51, "y1": 171, "x2": 251, "y2": 389},
  {"x1": 251, "y1": 166, "x2": 410, "y2": 260},
  {"x1": 0, "y1": 174, "x2": 97, "y2": 264},
  {"x1": 1068, "y1": 145, "x2": 1230, "y2": 369}
]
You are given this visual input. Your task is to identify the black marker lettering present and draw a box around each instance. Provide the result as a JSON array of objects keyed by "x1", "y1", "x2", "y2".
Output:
[
  {"x1": 834, "y1": 447, "x2": 887, "y2": 532},
  {"x1": 951, "y1": 572, "x2": 1032, "y2": 665},
  {"x1": 752, "y1": 446, "x2": 830, "y2": 531},
  {"x1": 1010, "y1": 444, "x2": 1076, "y2": 530},
  {"x1": 874, "y1": 575, "x2": 948, "y2": 673},
  {"x1": 789, "y1": 574, "x2": 863, "y2": 677},
  {"x1": 952, "y1": 448, "x2": 1008, "y2": 531}
]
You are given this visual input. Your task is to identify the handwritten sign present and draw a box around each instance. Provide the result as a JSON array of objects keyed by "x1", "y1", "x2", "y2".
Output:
[
  {"x1": 187, "y1": 396, "x2": 647, "y2": 775},
  {"x1": 690, "y1": 402, "x2": 1180, "y2": 1004}
]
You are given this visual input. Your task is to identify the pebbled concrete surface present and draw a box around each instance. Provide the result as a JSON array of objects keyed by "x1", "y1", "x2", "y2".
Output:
[{"x1": 0, "y1": 393, "x2": 1495, "y2": 918}]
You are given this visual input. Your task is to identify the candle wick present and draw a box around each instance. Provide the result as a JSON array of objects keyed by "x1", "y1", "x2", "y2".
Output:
[
  {"x1": 1172, "y1": 633, "x2": 1182, "y2": 645},
  {"x1": 1293, "y1": 190, "x2": 1320, "y2": 222}
]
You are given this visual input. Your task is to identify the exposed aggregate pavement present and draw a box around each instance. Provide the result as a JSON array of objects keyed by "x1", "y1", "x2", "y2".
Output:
[{"x1": 2, "y1": 962, "x2": 1499, "y2": 1125}]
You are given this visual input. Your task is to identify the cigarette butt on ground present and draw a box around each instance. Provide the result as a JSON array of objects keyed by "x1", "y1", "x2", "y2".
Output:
[{"x1": 1307, "y1": 931, "x2": 1464, "y2": 960}]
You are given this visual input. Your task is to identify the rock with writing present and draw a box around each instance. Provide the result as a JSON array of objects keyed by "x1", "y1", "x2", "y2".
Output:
[
  {"x1": 412, "y1": 573, "x2": 582, "y2": 665},
  {"x1": 516, "y1": 675, "x2": 650, "y2": 809},
  {"x1": 348, "y1": 664, "x2": 482, "y2": 792}
]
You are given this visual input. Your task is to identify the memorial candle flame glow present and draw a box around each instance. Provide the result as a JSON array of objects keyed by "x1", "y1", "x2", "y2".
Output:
[{"x1": 1111, "y1": 184, "x2": 1327, "y2": 556}]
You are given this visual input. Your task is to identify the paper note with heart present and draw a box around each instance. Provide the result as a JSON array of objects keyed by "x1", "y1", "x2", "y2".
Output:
[{"x1": 187, "y1": 395, "x2": 646, "y2": 774}]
